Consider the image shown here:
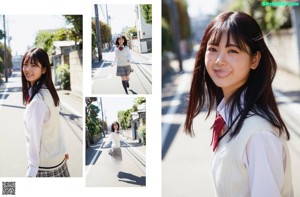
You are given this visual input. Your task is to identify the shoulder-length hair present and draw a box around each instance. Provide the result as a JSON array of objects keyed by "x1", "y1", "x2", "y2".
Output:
[
  {"x1": 111, "y1": 121, "x2": 120, "y2": 132},
  {"x1": 115, "y1": 35, "x2": 127, "y2": 47},
  {"x1": 21, "y1": 48, "x2": 60, "y2": 106},
  {"x1": 184, "y1": 11, "x2": 289, "y2": 140}
]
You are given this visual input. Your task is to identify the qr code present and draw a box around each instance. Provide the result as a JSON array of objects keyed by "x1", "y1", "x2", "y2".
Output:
[{"x1": 2, "y1": 182, "x2": 15, "y2": 195}]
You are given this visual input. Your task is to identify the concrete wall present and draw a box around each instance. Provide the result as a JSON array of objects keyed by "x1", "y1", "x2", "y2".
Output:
[
  {"x1": 266, "y1": 29, "x2": 300, "y2": 76},
  {"x1": 69, "y1": 50, "x2": 83, "y2": 95}
]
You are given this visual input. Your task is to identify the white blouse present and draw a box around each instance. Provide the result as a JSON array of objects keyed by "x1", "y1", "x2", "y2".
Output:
[{"x1": 24, "y1": 92, "x2": 50, "y2": 176}]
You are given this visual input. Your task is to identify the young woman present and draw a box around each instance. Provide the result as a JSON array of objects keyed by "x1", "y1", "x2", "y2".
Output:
[
  {"x1": 111, "y1": 35, "x2": 133, "y2": 94},
  {"x1": 103, "y1": 121, "x2": 123, "y2": 161},
  {"x1": 22, "y1": 48, "x2": 70, "y2": 177},
  {"x1": 184, "y1": 12, "x2": 293, "y2": 196}
]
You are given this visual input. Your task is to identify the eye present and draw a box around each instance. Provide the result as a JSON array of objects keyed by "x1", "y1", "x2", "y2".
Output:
[
  {"x1": 207, "y1": 47, "x2": 217, "y2": 52},
  {"x1": 228, "y1": 49, "x2": 238, "y2": 53}
]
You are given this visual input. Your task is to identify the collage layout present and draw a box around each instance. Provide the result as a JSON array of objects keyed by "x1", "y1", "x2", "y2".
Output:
[{"x1": 1, "y1": 0, "x2": 300, "y2": 197}]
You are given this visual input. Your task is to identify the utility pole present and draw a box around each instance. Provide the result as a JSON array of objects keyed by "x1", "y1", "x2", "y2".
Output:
[
  {"x1": 100, "y1": 97, "x2": 105, "y2": 137},
  {"x1": 3, "y1": 15, "x2": 8, "y2": 82},
  {"x1": 94, "y1": 4, "x2": 102, "y2": 61},
  {"x1": 167, "y1": 0, "x2": 183, "y2": 72}
]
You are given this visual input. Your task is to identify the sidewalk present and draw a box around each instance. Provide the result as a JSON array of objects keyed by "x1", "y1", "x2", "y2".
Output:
[{"x1": 57, "y1": 89, "x2": 82, "y2": 117}]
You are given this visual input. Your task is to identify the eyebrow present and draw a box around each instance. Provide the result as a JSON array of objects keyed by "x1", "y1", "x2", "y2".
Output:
[{"x1": 207, "y1": 42, "x2": 240, "y2": 49}]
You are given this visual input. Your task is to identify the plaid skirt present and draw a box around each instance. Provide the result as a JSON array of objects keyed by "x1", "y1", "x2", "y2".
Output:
[
  {"x1": 36, "y1": 160, "x2": 70, "y2": 177},
  {"x1": 108, "y1": 147, "x2": 123, "y2": 161},
  {"x1": 116, "y1": 65, "x2": 131, "y2": 76}
]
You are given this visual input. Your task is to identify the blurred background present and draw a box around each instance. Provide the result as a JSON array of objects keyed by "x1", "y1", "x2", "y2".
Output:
[{"x1": 162, "y1": 0, "x2": 300, "y2": 196}]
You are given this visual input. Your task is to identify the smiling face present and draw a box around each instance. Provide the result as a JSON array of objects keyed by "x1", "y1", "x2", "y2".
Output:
[
  {"x1": 22, "y1": 60, "x2": 45, "y2": 86},
  {"x1": 113, "y1": 123, "x2": 119, "y2": 131},
  {"x1": 118, "y1": 37, "x2": 124, "y2": 46},
  {"x1": 205, "y1": 32, "x2": 259, "y2": 99}
]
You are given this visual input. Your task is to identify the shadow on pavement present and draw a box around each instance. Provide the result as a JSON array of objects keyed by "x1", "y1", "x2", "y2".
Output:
[
  {"x1": 129, "y1": 89, "x2": 138, "y2": 95},
  {"x1": 86, "y1": 141, "x2": 103, "y2": 165},
  {"x1": 117, "y1": 171, "x2": 146, "y2": 186},
  {"x1": 276, "y1": 90, "x2": 300, "y2": 105},
  {"x1": 162, "y1": 123, "x2": 181, "y2": 160}
]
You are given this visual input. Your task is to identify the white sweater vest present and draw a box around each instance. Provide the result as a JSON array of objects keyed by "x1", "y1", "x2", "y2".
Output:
[
  {"x1": 211, "y1": 115, "x2": 293, "y2": 197},
  {"x1": 114, "y1": 46, "x2": 131, "y2": 66},
  {"x1": 25, "y1": 89, "x2": 65, "y2": 169}
]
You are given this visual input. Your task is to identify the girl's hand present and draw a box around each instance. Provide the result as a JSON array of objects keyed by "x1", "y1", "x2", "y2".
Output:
[{"x1": 65, "y1": 153, "x2": 69, "y2": 160}]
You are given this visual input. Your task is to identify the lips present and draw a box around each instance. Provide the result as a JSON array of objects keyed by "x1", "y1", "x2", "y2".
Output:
[{"x1": 214, "y1": 69, "x2": 231, "y2": 78}]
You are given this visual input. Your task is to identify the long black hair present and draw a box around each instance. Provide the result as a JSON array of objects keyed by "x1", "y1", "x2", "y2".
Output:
[
  {"x1": 21, "y1": 48, "x2": 60, "y2": 106},
  {"x1": 111, "y1": 121, "x2": 120, "y2": 132},
  {"x1": 185, "y1": 11, "x2": 289, "y2": 140},
  {"x1": 115, "y1": 35, "x2": 128, "y2": 47}
]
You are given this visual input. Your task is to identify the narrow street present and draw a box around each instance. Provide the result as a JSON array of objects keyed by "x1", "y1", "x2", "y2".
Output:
[
  {"x1": 85, "y1": 133, "x2": 146, "y2": 187},
  {"x1": 92, "y1": 48, "x2": 152, "y2": 94},
  {"x1": 0, "y1": 72, "x2": 83, "y2": 177},
  {"x1": 162, "y1": 57, "x2": 300, "y2": 196}
]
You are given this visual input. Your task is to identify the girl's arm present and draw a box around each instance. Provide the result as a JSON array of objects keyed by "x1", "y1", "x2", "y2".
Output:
[
  {"x1": 126, "y1": 47, "x2": 134, "y2": 63},
  {"x1": 244, "y1": 131, "x2": 285, "y2": 197},
  {"x1": 111, "y1": 49, "x2": 117, "y2": 66},
  {"x1": 102, "y1": 134, "x2": 112, "y2": 148},
  {"x1": 25, "y1": 100, "x2": 48, "y2": 177}
]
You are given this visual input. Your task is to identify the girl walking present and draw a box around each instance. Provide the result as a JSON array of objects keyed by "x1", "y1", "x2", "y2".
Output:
[
  {"x1": 22, "y1": 48, "x2": 70, "y2": 177},
  {"x1": 111, "y1": 35, "x2": 133, "y2": 94},
  {"x1": 185, "y1": 12, "x2": 293, "y2": 196},
  {"x1": 104, "y1": 121, "x2": 123, "y2": 161}
]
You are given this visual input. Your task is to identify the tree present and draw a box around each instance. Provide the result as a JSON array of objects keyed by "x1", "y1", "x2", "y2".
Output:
[
  {"x1": 63, "y1": 15, "x2": 83, "y2": 48},
  {"x1": 0, "y1": 43, "x2": 12, "y2": 75},
  {"x1": 0, "y1": 30, "x2": 4, "y2": 40},
  {"x1": 86, "y1": 103, "x2": 102, "y2": 139},
  {"x1": 118, "y1": 109, "x2": 132, "y2": 130},
  {"x1": 91, "y1": 19, "x2": 111, "y2": 51},
  {"x1": 229, "y1": 0, "x2": 291, "y2": 32},
  {"x1": 126, "y1": 27, "x2": 137, "y2": 39},
  {"x1": 34, "y1": 31, "x2": 56, "y2": 57},
  {"x1": 141, "y1": 4, "x2": 152, "y2": 24}
]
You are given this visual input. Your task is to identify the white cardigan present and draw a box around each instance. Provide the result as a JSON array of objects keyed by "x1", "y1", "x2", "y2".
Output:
[
  {"x1": 24, "y1": 88, "x2": 66, "y2": 177},
  {"x1": 112, "y1": 46, "x2": 132, "y2": 67}
]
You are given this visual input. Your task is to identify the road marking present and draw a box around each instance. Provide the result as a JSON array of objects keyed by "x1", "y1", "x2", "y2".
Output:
[
  {"x1": 122, "y1": 139, "x2": 146, "y2": 161},
  {"x1": 162, "y1": 71, "x2": 190, "y2": 147},
  {"x1": 85, "y1": 139, "x2": 104, "y2": 176}
]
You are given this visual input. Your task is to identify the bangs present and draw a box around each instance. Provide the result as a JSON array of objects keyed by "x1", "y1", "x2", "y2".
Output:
[
  {"x1": 22, "y1": 52, "x2": 40, "y2": 66},
  {"x1": 207, "y1": 19, "x2": 250, "y2": 53}
]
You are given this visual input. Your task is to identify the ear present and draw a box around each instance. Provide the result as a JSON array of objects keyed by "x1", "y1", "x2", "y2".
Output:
[
  {"x1": 250, "y1": 51, "x2": 261, "y2": 70},
  {"x1": 42, "y1": 67, "x2": 46, "y2": 74}
]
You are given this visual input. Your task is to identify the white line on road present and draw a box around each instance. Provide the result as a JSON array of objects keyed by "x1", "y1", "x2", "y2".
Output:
[
  {"x1": 122, "y1": 139, "x2": 146, "y2": 161},
  {"x1": 85, "y1": 140, "x2": 103, "y2": 176},
  {"x1": 0, "y1": 87, "x2": 9, "y2": 110},
  {"x1": 162, "y1": 72, "x2": 190, "y2": 146}
]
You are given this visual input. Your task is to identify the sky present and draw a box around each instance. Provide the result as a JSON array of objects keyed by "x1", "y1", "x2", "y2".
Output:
[
  {"x1": 93, "y1": 97, "x2": 138, "y2": 126},
  {"x1": 93, "y1": 4, "x2": 136, "y2": 34},
  {"x1": 2, "y1": 15, "x2": 68, "y2": 56},
  {"x1": 186, "y1": 0, "x2": 218, "y2": 17}
]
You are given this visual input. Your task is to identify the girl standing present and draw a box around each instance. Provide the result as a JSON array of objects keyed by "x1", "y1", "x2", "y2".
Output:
[
  {"x1": 22, "y1": 48, "x2": 70, "y2": 177},
  {"x1": 185, "y1": 12, "x2": 293, "y2": 196},
  {"x1": 111, "y1": 35, "x2": 133, "y2": 94},
  {"x1": 103, "y1": 122, "x2": 123, "y2": 161}
]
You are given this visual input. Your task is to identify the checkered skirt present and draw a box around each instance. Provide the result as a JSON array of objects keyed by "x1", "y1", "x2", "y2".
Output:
[
  {"x1": 116, "y1": 65, "x2": 131, "y2": 76},
  {"x1": 108, "y1": 147, "x2": 123, "y2": 161},
  {"x1": 36, "y1": 160, "x2": 70, "y2": 177}
]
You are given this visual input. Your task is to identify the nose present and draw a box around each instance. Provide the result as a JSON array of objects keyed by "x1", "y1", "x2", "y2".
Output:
[{"x1": 215, "y1": 52, "x2": 226, "y2": 66}]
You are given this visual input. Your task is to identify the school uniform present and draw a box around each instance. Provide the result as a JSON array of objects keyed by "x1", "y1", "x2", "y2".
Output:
[
  {"x1": 24, "y1": 87, "x2": 70, "y2": 177},
  {"x1": 211, "y1": 98, "x2": 293, "y2": 197},
  {"x1": 104, "y1": 132, "x2": 123, "y2": 161},
  {"x1": 112, "y1": 46, "x2": 133, "y2": 77}
]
